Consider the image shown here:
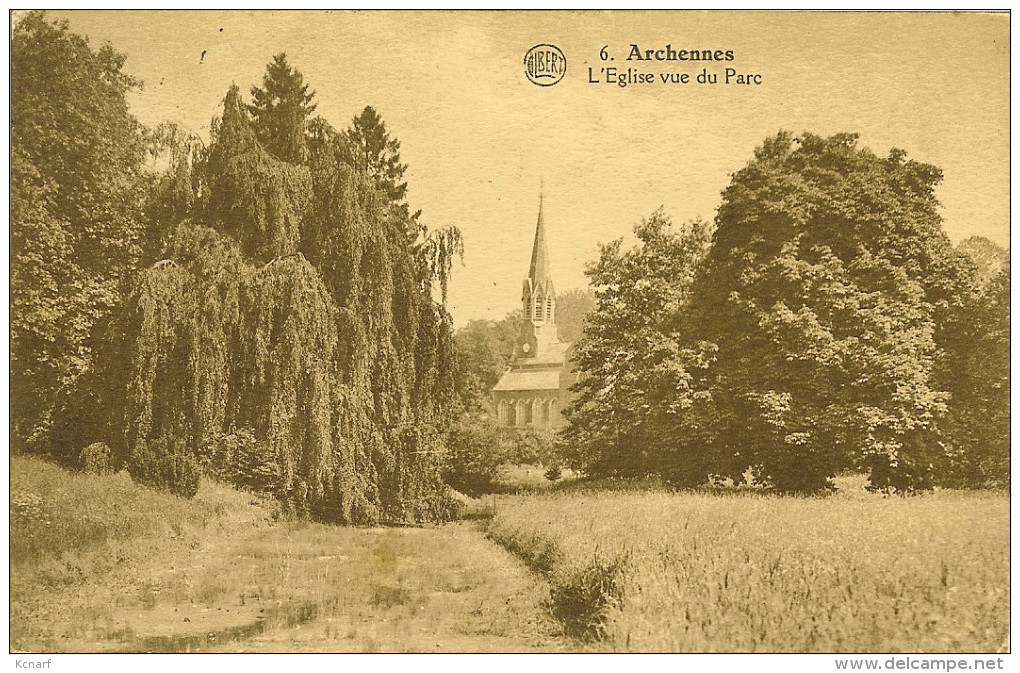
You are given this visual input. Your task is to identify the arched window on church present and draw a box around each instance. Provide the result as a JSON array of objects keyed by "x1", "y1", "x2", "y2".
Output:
[
  {"x1": 549, "y1": 399, "x2": 557, "y2": 424},
  {"x1": 524, "y1": 399, "x2": 534, "y2": 425},
  {"x1": 498, "y1": 400, "x2": 508, "y2": 424},
  {"x1": 507, "y1": 400, "x2": 517, "y2": 427},
  {"x1": 542, "y1": 398, "x2": 551, "y2": 425},
  {"x1": 546, "y1": 298, "x2": 553, "y2": 321},
  {"x1": 535, "y1": 296, "x2": 543, "y2": 321}
]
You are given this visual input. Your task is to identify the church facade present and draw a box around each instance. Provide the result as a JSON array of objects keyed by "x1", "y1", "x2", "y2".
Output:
[{"x1": 491, "y1": 196, "x2": 576, "y2": 429}]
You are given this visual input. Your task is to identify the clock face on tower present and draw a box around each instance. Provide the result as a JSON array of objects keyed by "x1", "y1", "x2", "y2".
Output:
[{"x1": 521, "y1": 343, "x2": 531, "y2": 353}]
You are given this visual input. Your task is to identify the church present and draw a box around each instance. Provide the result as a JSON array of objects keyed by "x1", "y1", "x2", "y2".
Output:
[{"x1": 491, "y1": 195, "x2": 576, "y2": 429}]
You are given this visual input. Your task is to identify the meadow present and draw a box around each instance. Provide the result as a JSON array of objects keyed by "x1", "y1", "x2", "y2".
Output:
[
  {"x1": 11, "y1": 456, "x2": 1008, "y2": 653},
  {"x1": 10, "y1": 456, "x2": 569, "y2": 653},
  {"x1": 484, "y1": 477, "x2": 1010, "y2": 652}
]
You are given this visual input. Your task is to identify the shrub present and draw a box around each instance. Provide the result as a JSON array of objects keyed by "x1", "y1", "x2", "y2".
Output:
[
  {"x1": 503, "y1": 427, "x2": 556, "y2": 465},
  {"x1": 544, "y1": 465, "x2": 563, "y2": 482},
  {"x1": 205, "y1": 429, "x2": 279, "y2": 494},
  {"x1": 80, "y1": 442, "x2": 114, "y2": 475},
  {"x1": 549, "y1": 550, "x2": 629, "y2": 640},
  {"x1": 443, "y1": 416, "x2": 511, "y2": 497},
  {"x1": 127, "y1": 437, "x2": 201, "y2": 499}
]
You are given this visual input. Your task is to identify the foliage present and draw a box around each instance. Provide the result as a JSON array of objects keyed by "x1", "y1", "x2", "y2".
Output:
[
  {"x1": 562, "y1": 210, "x2": 714, "y2": 485},
  {"x1": 937, "y1": 237, "x2": 1010, "y2": 487},
  {"x1": 11, "y1": 11, "x2": 147, "y2": 451},
  {"x1": 127, "y1": 437, "x2": 201, "y2": 499},
  {"x1": 205, "y1": 429, "x2": 279, "y2": 493},
  {"x1": 692, "y1": 133, "x2": 971, "y2": 493},
  {"x1": 73, "y1": 55, "x2": 462, "y2": 524},
  {"x1": 144, "y1": 121, "x2": 206, "y2": 258},
  {"x1": 249, "y1": 53, "x2": 317, "y2": 164},
  {"x1": 938, "y1": 263, "x2": 1010, "y2": 487},
  {"x1": 956, "y1": 236, "x2": 1009, "y2": 285},
  {"x1": 414, "y1": 225, "x2": 465, "y2": 303},
  {"x1": 564, "y1": 133, "x2": 984, "y2": 494},
  {"x1": 207, "y1": 85, "x2": 312, "y2": 262},
  {"x1": 555, "y1": 288, "x2": 596, "y2": 344},
  {"x1": 550, "y1": 551, "x2": 629, "y2": 641},
  {"x1": 80, "y1": 442, "x2": 114, "y2": 475},
  {"x1": 442, "y1": 417, "x2": 560, "y2": 496},
  {"x1": 504, "y1": 427, "x2": 558, "y2": 466},
  {"x1": 346, "y1": 105, "x2": 411, "y2": 206},
  {"x1": 453, "y1": 313, "x2": 522, "y2": 410},
  {"x1": 443, "y1": 415, "x2": 512, "y2": 497}
]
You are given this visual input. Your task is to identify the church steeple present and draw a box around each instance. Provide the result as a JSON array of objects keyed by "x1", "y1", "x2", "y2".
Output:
[
  {"x1": 528, "y1": 191, "x2": 552, "y2": 290},
  {"x1": 519, "y1": 190, "x2": 558, "y2": 358}
]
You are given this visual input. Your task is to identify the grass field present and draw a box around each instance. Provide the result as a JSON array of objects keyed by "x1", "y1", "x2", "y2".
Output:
[
  {"x1": 484, "y1": 477, "x2": 1010, "y2": 653},
  {"x1": 11, "y1": 457, "x2": 1009, "y2": 653},
  {"x1": 10, "y1": 456, "x2": 570, "y2": 653}
]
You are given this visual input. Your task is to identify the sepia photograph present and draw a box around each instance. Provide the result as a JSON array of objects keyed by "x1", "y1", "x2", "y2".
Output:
[{"x1": 8, "y1": 9, "x2": 1010, "y2": 662}]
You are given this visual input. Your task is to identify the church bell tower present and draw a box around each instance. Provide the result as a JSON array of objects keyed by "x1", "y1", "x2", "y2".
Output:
[
  {"x1": 491, "y1": 187, "x2": 574, "y2": 429},
  {"x1": 518, "y1": 192, "x2": 558, "y2": 358}
]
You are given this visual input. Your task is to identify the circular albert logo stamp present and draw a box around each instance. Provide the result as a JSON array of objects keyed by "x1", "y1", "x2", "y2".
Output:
[{"x1": 524, "y1": 44, "x2": 567, "y2": 86}]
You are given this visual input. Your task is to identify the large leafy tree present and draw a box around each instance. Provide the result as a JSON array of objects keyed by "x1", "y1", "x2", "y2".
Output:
[
  {"x1": 956, "y1": 236, "x2": 1009, "y2": 285},
  {"x1": 249, "y1": 53, "x2": 317, "y2": 164},
  {"x1": 11, "y1": 11, "x2": 146, "y2": 450},
  {"x1": 452, "y1": 313, "x2": 522, "y2": 411},
  {"x1": 565, "y1": 133, "x2": 976, "y2": 494},
  {"x1": 562, "y1": 211, "x2": 715, "y2": 483},
  {"x1": 690, "y1": 132, "x2": 968, "y2": 492},
  {"x1": 555, "y1": 288, "x2": 596, "y2": 344},
  {"x1": 938, "y1": 251, "x2": 1010, "y2": 487}
]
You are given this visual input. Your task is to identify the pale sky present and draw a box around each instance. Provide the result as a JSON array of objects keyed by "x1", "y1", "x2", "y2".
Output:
[{"x1": 50, "y1": 10, "x2": 1010, "y2": 326}]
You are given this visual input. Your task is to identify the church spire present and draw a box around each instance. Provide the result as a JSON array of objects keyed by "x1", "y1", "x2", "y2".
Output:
[
  {"x1": 518, "y1": 188, "x2": 559, "y2": 357},
  {"x1": 528, "y1": 189, "x2": 552, "y2": 290}
]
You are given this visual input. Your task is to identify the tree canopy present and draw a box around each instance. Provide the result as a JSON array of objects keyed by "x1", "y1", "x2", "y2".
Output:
[
  {"x1": 562, "y1": 212, "x2": 714, "y2": 482},
  {"x1": 12, "y1": 14, "x2": 1007, "y2": 511},
  {"x1": 24, "y1": 37, "x2": 463, "y2": 523},
  {"x1": 346, "y1": 105, "x2": 410, "y2": 205},
  {"x1": 11, "y1": 11, "x2": 147, "y2": 451},
  {"x1": 564, "y1": 132, "x2": 1005, "y2": 493}
]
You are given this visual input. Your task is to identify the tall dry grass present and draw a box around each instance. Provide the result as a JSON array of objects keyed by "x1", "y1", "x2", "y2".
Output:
[
  {"x1": 10, "y1": 455, "x2": 280, "y2": 650},
  {"x1": 486, "y1": 479, "x2": 1009, "y2": 652},
  {"x1": 10, "y1": 456, "x2": 569, "y2": 653}
]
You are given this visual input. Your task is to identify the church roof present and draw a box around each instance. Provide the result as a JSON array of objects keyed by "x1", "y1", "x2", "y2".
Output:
[
  {"x1": 492, "y1": 340, "x2": 572, "y2": 392},
  {"x1": 526, "y1": 339, "x2": 571, "y2": 365},
  {"x1": 492, "y1": 367, "x2": 562, "y2": 392},
  {"x1": 528, "y1": 194, "x2": 552, "y2": 288}
]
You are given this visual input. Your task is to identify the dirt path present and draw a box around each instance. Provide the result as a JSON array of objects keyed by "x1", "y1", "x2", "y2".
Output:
[
  {"x1": 15, "y1": 465, "x2": 579, "y2": 653},
  {"x1": 13, "y1": 459, "x2": 576, "y2": 653},
  {"x1": 203, "y1": 522, "x2": 578, "y2": 653}
]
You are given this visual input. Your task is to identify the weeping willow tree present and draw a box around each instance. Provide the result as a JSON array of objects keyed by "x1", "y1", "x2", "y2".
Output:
[{"x1": 83, "y1": 62, "x2": 461, "y2": 523}]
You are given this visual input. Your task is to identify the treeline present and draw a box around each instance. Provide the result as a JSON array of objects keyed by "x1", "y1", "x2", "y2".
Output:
[
  {"x1": 564, "y1": 133, "x2": 1009, "y2": 493},
  {"x1": 12, "y1": 13, "x2": 462, "y2": 522}
]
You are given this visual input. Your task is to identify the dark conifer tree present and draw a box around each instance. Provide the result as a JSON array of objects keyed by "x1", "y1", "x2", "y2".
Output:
[
  {"x1": 249, "y1": 53, "x2": 317, "y2": 164},
  {"x1": 346, "y1": 106, "x2": 409, "y2": 203}
]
